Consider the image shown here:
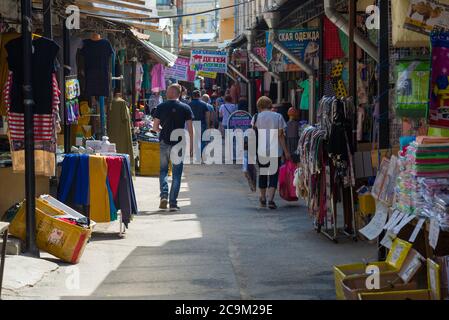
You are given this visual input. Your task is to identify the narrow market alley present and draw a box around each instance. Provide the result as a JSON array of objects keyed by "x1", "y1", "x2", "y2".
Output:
[{"x1": 3, "y1": 163, "x2": 375, "y2": 300}]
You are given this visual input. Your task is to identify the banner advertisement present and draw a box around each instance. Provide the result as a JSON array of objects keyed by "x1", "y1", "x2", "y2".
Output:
[
  {"x1": 404, "y1": 0, "x2": 449, "y2": 35},
  {"x1": 197, "y1": 70, "x2": 217, "y2": 79},
  {"x1": 266, "y1": 29, "x2": 320, "y2": 72},
  {"x1": 190, "y1": 50, "x2": 228, "y2": 73},
  {"x1": 164, "y1": 57, "x2": 196, "y2": 82},
  {"x1": 228, "y1": 110, "x2": 252, "y2": 130},
  {"x1": 249, "y1": 47, "x2": 267, "y2": 72}
]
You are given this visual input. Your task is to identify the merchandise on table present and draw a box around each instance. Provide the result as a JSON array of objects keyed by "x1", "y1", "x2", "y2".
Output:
[
  {"x1": 57, "y1": 153, "x2": 137, "y2": 227},
  {"x1": 392, "y1": 136, "x2": 449, "y2": 234}
]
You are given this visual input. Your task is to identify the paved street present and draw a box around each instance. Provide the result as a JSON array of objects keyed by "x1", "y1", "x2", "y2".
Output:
[{"x1": 4, "y1": 163, "x2": 375, "y2": 300}]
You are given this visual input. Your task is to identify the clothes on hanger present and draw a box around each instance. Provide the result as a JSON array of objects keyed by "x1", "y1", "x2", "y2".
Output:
[
  {"x1": 4, "y1": 36, "x2": 61, "y2": 177},
  {"x1": 0, "y1": 31, "x2": 20, "y2": 116},
  {"x1": 151, "y1": 63, "x2": 166, "y2": 92},
  {"x1": 79, "y1": 38, "x2": 114, "y2": 97},
  {"x1": 107, "y1": 97, "x2": 134, "y2": 171}
]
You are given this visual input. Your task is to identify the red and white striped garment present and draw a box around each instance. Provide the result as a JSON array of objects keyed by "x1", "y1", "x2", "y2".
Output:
[{"x1": 4, "y1": 72, "x2": 60, "y2": 142}]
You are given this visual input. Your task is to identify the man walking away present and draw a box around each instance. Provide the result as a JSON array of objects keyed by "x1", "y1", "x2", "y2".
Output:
[
  {"x1": 189, "y1": 90, "x2": 210, "y2": 154},
  {"x1": 201, "y1": 94, "x2": 215, "y2": 129},
  {"x1": 152, "y1": 84, "x2": 194, "y2": 211}
]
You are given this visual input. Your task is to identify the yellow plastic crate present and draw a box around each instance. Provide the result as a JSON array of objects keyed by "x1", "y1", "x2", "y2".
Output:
[
  {"x1": 9, "y1": 199, "x2": 92, "y2": 264},
  {"x1": 358, "y1": 194, "x2": 375, "y2": 216},
  {"x1": 334, "y1": 262, "x2": 398, "y2": 300}
]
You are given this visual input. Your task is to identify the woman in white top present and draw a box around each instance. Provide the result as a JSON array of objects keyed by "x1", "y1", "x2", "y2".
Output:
[
  {"x1": 219, "y1": 95, "x2": 237, "y2": 133},
  {"x1": 251, "y1": 96, "x2": 290, "y2": 209}
]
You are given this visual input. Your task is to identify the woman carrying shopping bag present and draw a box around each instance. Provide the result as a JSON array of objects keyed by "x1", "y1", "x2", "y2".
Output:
[{"x1": 251, "y1": 96, "x2": 291, "y2": 209}]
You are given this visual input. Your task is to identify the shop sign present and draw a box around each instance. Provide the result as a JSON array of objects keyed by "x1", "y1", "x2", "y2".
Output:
[
  {"x1": 228, "y1": 110, "x2": 252, "y2": 131},
  {"x1": 249, "y1": 47, "x2": 267, "y2": 72},
  {"x1": 404, "y1": 0, "x2": 449, "y2": 35},
  {"x1": 266, "y1": 29, "x2": 320, "y2": 73},
  {"x1": 197, "y1": 70, "x2": 217, "y2": 79},
  {"x1": 165, "y1": 57, "x2": 196, "y2": 82},
  {"x1": 190, "y1": 50, "x2": 228, "y2": 73}
]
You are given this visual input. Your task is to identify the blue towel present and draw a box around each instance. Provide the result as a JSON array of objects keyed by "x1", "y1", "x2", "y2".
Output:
[
  {"x1": 74, "y1": 154, "x2": 90, "y2": 205},
  {"x1": 57, "y1": 154, "x2": 79, "y2": 202}
]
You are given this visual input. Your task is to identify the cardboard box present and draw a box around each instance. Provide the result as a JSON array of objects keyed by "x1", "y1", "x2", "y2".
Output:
[
  {"x1": 8, "y1": 198, "x2": 92, "y2": 264},
  {"x1": 334, "y1": 262, "x2": 398, "y2": 300},
  {"x1": 342, "y1": 272, "x2": 418, "y2": 300},
  {"x1": 358, "y1": 258, "x2": 441, "y2": 300}
]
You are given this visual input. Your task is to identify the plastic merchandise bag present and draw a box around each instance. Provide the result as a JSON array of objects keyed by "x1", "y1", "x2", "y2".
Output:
[{"x1": 279, "y1": 160, "x2": 299, "y2": 201}]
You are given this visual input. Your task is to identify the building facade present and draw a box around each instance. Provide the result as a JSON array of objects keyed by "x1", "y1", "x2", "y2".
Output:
[{"x1": 182, "y1": 0, "x2": 218, "y2": 47}]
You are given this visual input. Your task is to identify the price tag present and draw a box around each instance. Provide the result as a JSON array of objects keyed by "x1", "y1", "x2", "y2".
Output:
[
  {"x1": 384, "y1": 210, "x2": 400, "y2": 230},
  {"x1": 359, "y1": 202, "x2": 389, "y2": 240},
  {"x1": 387, "y1": 211, "x2": 405, "y2": 232},
  {"x1": 380, "y1": 230, "x2": 396, "y2": 249},
  {"x1": 427, "y1": 259, "x2": 441, "y2": 300},
  {"x1": 399, "y1": 249, "x2": 424, "y2": 284},
  {"x1": 392, "y1": 214, "x2": 416, "y2": 235},
  {"x1": 409, "y1": 218, "x2": 425, "y2": 243},
  {"x1": 429, "y1": 218, "x2": 440, "y2": 250},
  {"x1": 386, "y1": 238, "x2": 412, "y2": 269}
]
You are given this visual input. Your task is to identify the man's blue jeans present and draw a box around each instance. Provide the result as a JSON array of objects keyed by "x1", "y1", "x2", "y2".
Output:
[{"x1": 160, "y1": 142, "x2": 184, "y2": 207}]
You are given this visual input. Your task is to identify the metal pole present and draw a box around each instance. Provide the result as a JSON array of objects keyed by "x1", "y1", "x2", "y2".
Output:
[
  {"x1": 377, "y1": 0, "x2": 390, "y2": 261},
  {"x1": 378, "y1": 0, "x2": 390, "y2": 149},
  {"x1": 319, "y1": 15, "x2": 325, "y2": 99},
  {"x1": 349, "y1": 0, "x2": 358, "y2": 152},
  {"x1": 348, "y1": 0, "x2": 356, "y2": 99},
  {"x1": 131, "y1": 58, "x2": 137, "y2": 125},
  {"x1": 22, "y1": 0, "x2": 39, "y2": 256},
  {"x1": 43, "y1": 0, "x2": 52, "y2": 39},
  {"x1": 63, "y1": 21, "x2": 71, "y2": 153}
]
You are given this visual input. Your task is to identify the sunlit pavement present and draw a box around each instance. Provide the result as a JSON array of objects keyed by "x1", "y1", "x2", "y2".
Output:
[{"x1": 3, "y1": 163, "x2": 375, "y2": 300}]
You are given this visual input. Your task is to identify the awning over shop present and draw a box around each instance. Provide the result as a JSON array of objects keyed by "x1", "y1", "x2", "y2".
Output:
[
  {"x1": 137, "y1": 38, "x2": 178, "y2": 67},
  {"x1": 78, "y1": 0, "x2": 160, "y2": 31}
]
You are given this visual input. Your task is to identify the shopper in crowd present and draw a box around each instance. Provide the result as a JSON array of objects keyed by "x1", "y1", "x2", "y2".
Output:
[
  {"x1": 215, "y1": 89, "x2": 225, "y2": 107},
  {"x1": 237, "y1": 98, "x2": 248, "y2": 112},
  {"x1": 230, "y1": 80, "x2": 241, "y2": 104},
  {"x1": 252, "y1": 96, "x2": 290, "y2": 210},
  {"x1": 152, "y1": 84, "x2": 194, "y2": 212},
  {"x1": 189, "y1": 90, "x2": 211, "y2": 154},
  {"x1": 219, "y1": 95, "x2": 237, "y2": 132},
  {"x1": 201, "y1": 94, "x2": 216, "y2": 129},
  {"x1": 180, "y1": 86, "x2": 190, "y2": 104},
  {"x1": 147, "y1": 89, "x2": 163, "y2": 115}
]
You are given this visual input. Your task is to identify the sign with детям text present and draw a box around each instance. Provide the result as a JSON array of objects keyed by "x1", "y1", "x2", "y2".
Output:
[{"x1": 190, "y1": 50, "x2": 228, "y2": 73}]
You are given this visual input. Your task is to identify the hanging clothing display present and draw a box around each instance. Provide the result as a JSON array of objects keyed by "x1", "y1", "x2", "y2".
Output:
[
  {"x1": 296, "y1": 96, "x2": 356, "y2": 231},
  {"x1": 142, "y1": 63, "x2": 151, "y2": 91},
  {"x1": 151, "y1": 63, "x2": 166, "y2": 92},
  {"x1": 135, "y1": 62, "x2": 144, "y2": 93},
  {"x1": 57, "y1": 153, "x2": 137, "y2": 227},
  {"x1": 79, "y1": 38, "x2": 114, "y2": 97},
  {"x1": 324, "y1": 17, "x2": 345, "y2": 61},
  {"x1": 107, "y1": 97, "x2": 134, "y2": 169},
  {"x1": 0, "y1": 31, "x2": 20, "y2": 116},
  {"x1": 4, "y1": 36, "x2": 61, "y2": 176},
  {"x1": 298, "y1": 79, "x2": 318, "y2": 110}
]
